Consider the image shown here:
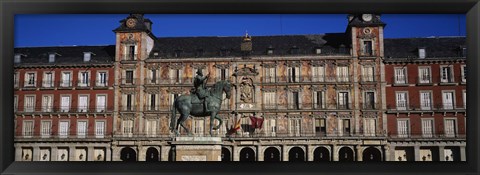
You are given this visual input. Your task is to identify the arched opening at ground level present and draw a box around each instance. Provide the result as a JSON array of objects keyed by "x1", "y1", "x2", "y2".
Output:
[
  {"x1": 313, "y1": 147, "x2": 330, "y2": 161},
  {"x1": 239, "y1": 147, "x2": 255, "y2": 161},
  {"x1": 264, "y1": 147, "x2": 281, "y2": 162},
  {"x1": 221, "y1": 147, "x2": 231, "y2": 161},
  {"x1": 338, "y1": 147, "x2": 354, "y2": 162},
  {"x1": 120, "y1": 147, "x2": 137, "y2": 162},
  {"x1": 288, "y1": 147, "x2": 305, "y2": 162},
  {"x1": 362, "y1": 147, "x2": 382, "y2": 161},
  {"x1": 146, "y1": 147, "x2": 159, "y2": 162}
]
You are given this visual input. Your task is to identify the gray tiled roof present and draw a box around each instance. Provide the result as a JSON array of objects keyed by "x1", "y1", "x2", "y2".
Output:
[
  {"x1": 384, "y1": 37, "x2": 466, "y2": 60},
  {"x1": 14, "y1": 45, "x2": 115, "y2": 65}
]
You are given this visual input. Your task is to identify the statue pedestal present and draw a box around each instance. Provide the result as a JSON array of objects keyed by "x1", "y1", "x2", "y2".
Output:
[{"x1": 172, "y1": 137, "x2": 222, "y2": 161}]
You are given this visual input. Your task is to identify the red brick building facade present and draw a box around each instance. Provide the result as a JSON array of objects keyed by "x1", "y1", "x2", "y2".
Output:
[
  {"x1": 13, "y1": 46, "x2": 116, "y2": 161},
  {"x1": 384, "y1": 38, "x2": 466, "y2": 161}
]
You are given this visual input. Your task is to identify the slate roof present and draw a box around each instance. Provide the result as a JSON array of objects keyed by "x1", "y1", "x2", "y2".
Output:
[
  {"x1": 149, "y1": 33, "x2": 351, "y2": 58},
  {"x1": 384, "y1": 37, "x2": 466, "y2": 60},
  {"x1": 14, "y1": 45, "x2": 115, "y2": 66}
]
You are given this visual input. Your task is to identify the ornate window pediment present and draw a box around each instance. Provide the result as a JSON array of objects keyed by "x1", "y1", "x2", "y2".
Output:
[
  {"x1": 310, "y1": 61, "x2": 326, "y2": 67},
  {"x1": 233, "y1": 65, "x2": 259, "y2": 76},
  {"x1": 334, "y1": 85, "x2": 351, "y2": 91},
  {"x1": 286, "y1": 61, "x2": 301, "y2": 67},
  {"x1": 168, "y1": 63, "x2": 184, "y2": 70},
  {"x1": 362, "y1": 112, "x2": 378, "y2": 118},
  {"x1": 214, "y1": 64, "x2": 230, "y2": 69},
  {"x1": 167, "y1": 88, "x2": 183, "y2": 94},
  {"x1": 261, "y1": 87, "x2": 277, "y2": 92},
  {"x1": 120, "y1": 113, "x2": 135, "y2": 120},
  {"x1": 310, "y1": 85, "x2": 327, "y2": 91},
  {"x1": 286, "y1": 86, "x2": 302, "y2": 92},
  {"x1": 191, "y1": 63, "x2": 207, "y2": 69},
  {"x1": 261, "y1": 63, "x2": 277, "y2": 68}
]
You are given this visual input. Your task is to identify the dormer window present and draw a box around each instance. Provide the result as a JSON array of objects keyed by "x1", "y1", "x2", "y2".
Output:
[
  {"x1": 418, "y1": 48, "x2": 426, "y2": 59},
  {"x1": 14, "y1": 54, "x2": 22, "y2": 63},
  {"x1": 461, "y1": 47, "x2": 467, "y2": 57},
  {"x1": 267, "y1": 46, "x2": 274, "y2": 55},
  {"x1": 290, "y1": 46, "x2": 299, "y2": 55},
  {"x1": 49, "y1": 53, "x2": 56, "y2": 63},
  {"x1": 315, "y1": 48, "x2": 321, "y2": 54},
  {"x1": 195, "y1": 49, "x2": 204, "y2": 57},
  {"x1": 220, "y1": 48, "x2": 228, "y2": 57},
  {"x1": 83, "y1": 52, "x2": 92, "y2": 62},
  {"x1": 174, "y1": 49, "x2": 182, "y2": 58}
]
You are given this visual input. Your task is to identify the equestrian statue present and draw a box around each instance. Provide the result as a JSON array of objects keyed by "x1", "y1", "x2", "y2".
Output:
[{"x1": 170, "y1": 69, "x2": 232, "y2": 136}]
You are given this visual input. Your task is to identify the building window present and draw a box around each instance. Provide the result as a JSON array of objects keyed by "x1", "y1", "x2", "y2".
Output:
[
  {"x1": 289, "y1": 118, "x2": 301, "y2": 136},
  {"x1": 145, "y1": 120, "x2": 157, "y2": 137},
  {"x1": 315, "y1": 48, "x2": 322, "y2": 54},
  {"x1": 418, "y1": 48, "x2": 426, "y2": 58},
  {"x1": 364, "y1": 92, "x2": 375, "y2": 109},
  {"x1": 170, "y1": 93, "x2": 179, "y2": 108},
  {"x1": 42, "y1": 95, "x2": 53, "y2": 112},
  {"x1": 96, "y1": 95, "x2": 106, "y2": 112},
  {"x1": 220, "y1": 68, "x2": 228, "y2": 81},
  {"x1": 78, "y1": 95, "x2": 89, "y2": 112},
  {"x1": 125, "y1": 70, "x2": 134, "y2": 84},
  {"x1": 192, "y1": 119, "x2": 205, "y2": 136},
  {"x1": 24, "y1": 95, "x2": 35, "y2": 112},
  {"x1": 169, "y1": 68, "x2": 182, "y2": 83},
  {"x1": 312, "y1": 65, "x2": 325, "y2": 82},
  {"x1": 49, "y1": 53, "x2": 55, "y2": 63},
  {"x1": 338, "y1": 119, "x2": 350, "y2": 136},
  {"x1": 77, "y1": 121, "x2": 87, "y2": 138},
  {"x1": 95, "y1": 121, "x2": 105, "y2": 138},
  {"x1": 14, "y1": 95, "x2": 18, "y2": 112},
  {"x1": 123, "y1": 120, "x2": 134, "y2": 137},
  {"x1": 420, "y1": 92, "x2": 432, "y2": 110},
  {"x1": 440, "y1": 66, "x2": 454, "y2": 83},
  {"x1": 337, "y1": 66, "x2": 349, "y2": 82},
  {"x1": 362, "y1": 66, "x2": 374, "y2": 82},
  {"x1": 23, "y1": 121, "x2": 34, "y2": 137},
  {"x1": 394, "y1": 68, "x2": 407, "y2": 84},
  {"x1": 287, "y1": 66, "x2": 300, "y2": 83},
  {"x1": 59, "y1": 121, "x2": 69, "y2": 138},
  {"x1": 363, "y1": 40, "x2": 373, "y2": 56},
  {"x1": 313, "y1": 91, "x2": 325, "y2": 109},
  {"x1": 264, "y1": 67, "x2": 276, "y2": 83},
  {"x1": 290, "y1": 46, "x2": 299, "y2": 54},
  {"x1": 221, "y1": 93, "x2": 229, "y2": 110},
  {"x1": 289, "y1": 91, "x2": 300, "y2": 109},
  {"x1": 25, "y1": 72, "x2": 36, "y2": 87},
  {"x1": 96, "y1": 71, "x2": 108, "y2": 87},
  {"x1": 14, "y1": 72, "x2": 19, "y2": 88},
  {"x1": 442, "y1": 91, "x2": 454, "y2": 110},
  {"x1": 422, "y1": 119, "x2": 434, "y2": 138},
  {"x1": 148, "y1": 94, "x2": 157, "y2": 111},
  {"x1": 463, "y1": 90, "x2": 466, "y2": 108},
  {"x1": 149, "y1": 69, "x2": 157, "y2": 84},
  {"x1": 397, "y1": 120, "x2": 409, "y2": 138},
  {"x1": 444, "y1": 119, "x2": 456, "y2": 137},
  {"x1": 263, "y1": 92, "x2": 276, "y2": 109},
  {"x1": 364, "y1": 119, "x2": 376, "y2": 136},
  {"x1": 61, "y1": 72, "x2": 72, "y2": 87},
  {"x1": 60, "y1": 95, "x2": 71, "y2": 112},
  {"x1": 461, "y1": 65, "x2": 466, "y2": 83},
  {"x1": 263, "y1": 118, "x2": 276, "y2": 137},
  {"x1": 314, "y1": 118, "x2": 326, "y2": 136},
  {"x1": 195, "y1": 49, "x2": 204, "y2": 57},
  {"x1": 43, "y1": 72, "x2": 54, "y2": 88},
  {"x1": 174, "y1": 49, "x2": 182, "y2": 58},
  {"x1": 267, "y1": 48, "x2": 274, "y2": 55},
  {"x1": 418, "y1": 67, "x2": 431, "y2": 84},
  {"x1": 396, "y1": 92, "x2": 407, "y2": 110},
  {"x1": 78, "y1": 71, "x2": 90, "y2": 87},
  {"x1": 41, "y1": 121, "x2": 52, "y2": 138},
  {"x1": 125, "y1": 94, "x2": 134, "y2": 111},
  {"x1": 125, "y1": 45, "x2": 137, "y2": 60},
  {"x1": 337, "y1": 92, "x2": 349, "y2": 109}
]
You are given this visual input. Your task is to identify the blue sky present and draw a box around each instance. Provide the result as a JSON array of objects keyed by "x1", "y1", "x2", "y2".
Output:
[{"x1": 14, "y1": 14, "x2": 466, "y2": 47}]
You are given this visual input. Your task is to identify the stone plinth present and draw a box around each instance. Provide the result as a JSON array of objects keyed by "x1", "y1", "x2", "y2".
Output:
[{"x1": 172, "y1": 137, "x2": 222, "y2": 161}]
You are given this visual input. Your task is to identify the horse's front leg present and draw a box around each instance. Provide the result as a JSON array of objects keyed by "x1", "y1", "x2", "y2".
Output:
[{"x1": 210, "y1": 112, "x2": 217, "y2": 136}]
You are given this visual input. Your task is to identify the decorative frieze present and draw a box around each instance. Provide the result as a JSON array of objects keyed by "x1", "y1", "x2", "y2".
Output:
[
  {"x1": 261, "y1": 63, "x2": 277, "y2": 68},
  {"x1": 233, "y1": 65, "x2": 259, "y2": 76},
  {"x1": 261, "y1": 87, "x2": 277, "y2": 92},
  {"x1": 120, "y1": 89, "x2": 136, "y2": 94},
  {"x1": 144, "y1": 88, "x2": 160, "y2": 94},
  {"x1": 167, "y1": 88, "x2": 183, "y2": 94},
  {"x1": 214, "y1": 64, "x2": 230, "y2": 69},
  {"x1": 121, "y1": 34, "x2": 137, "y2": 44},
  {"x1": 286, "y1": 61, "x2": 301, "y2": 67},
  {"x1": 362, "y1": 112, "x2": 378, "y2": 118},
  {"x1": 168, "y1": 63, "x2": 184, "y2": 70},
  {"x1": 285, "y1": 86, "x2": 302, "y2": 92},
  {"x1": 191, "y1": 63, "x2": 207, "y2": 69},
  {"x1": 145, "y1": 63, "x2": 161, "y2": 70},
  {"x1": 334, "y1": 85, "x2": 352, "y2": 91},
  {"x1": 310, "y1": 60, "x2": 326, "y2": 67},
  {"x1": 310, "y1": 85, "x2": 327, "y2": 91},
  {"x1": 120, "y1": 113, "x2": 135, "y2": 120},
  {"x1": 360, "y1": 85, "x2": 377, "y2": 91},
  {"x1": 120, "y1": 64, "x2": 137, "y2": 69}
]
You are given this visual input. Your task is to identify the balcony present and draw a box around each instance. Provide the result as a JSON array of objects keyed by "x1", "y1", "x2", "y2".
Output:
[
  {"x1": 94, "y1": 81, "x2": 109, "y2": 89},
  {"x1": 359, "y1": 49, "x2": 376, "y2": 58},
  {"x1": 391, "y1": 77, "x2": 409, "y2": 86},
  {"x1": 386, "y1": 103, "x2": 465, "y2": 113},
  {"x1": 416, "y1": 76, "x2": 433, "y2": 85},
  {"x1": 120, "y1": 77, "x2": 138, "y2": 87},
  {"x1": 40, "y1": 81, "x2": 55, "y2": 90},
  {"x1": 119, "y1": 105, "x2": 137, "y2": 112},
  {"x1": 388, "y1": 133, "x2": 466, "y2": 141},
  {"x1": 76, "y1": 81, "x2": 91, "y2": 89},
  {"x1": 360, "y1": 103, "x2": 379, "y2": 110},
  {"x1": 22, "y1": 81, "x2": 37, "y2": 90},
  {"x1": 15, "y1": 131, "x2": 113, "y2": 140},
  {"x1": 439, "y1": 76, "x2": 456, "y2": 85},
  {"x1": 143, "y1": 105, "x2": 171, "y2": 112},
  {"x1": 16, "y1": 106, "x2": 114, "y2": 114},
  {"x1": 359, "y1": 76, "x2": 376, "y2": 84},
  {"x1": 144, "y1": 78, "x2": 161, "y2": 85},
  {"x1": 120, "y1": 54, "x2": 137, "y2": 63},
  {"x1": 57, "y1": 81, "x2": 73, "y2": 89}
]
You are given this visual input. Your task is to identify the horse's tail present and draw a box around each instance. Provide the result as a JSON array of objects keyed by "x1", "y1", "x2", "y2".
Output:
[{"x1": 169, "y1": 98, "x2": 177, "y2": 132}]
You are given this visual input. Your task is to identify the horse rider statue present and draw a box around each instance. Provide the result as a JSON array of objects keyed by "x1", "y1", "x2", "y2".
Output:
[{"x1": 193, "y1": 69, "x2": 210, "y2": 113}]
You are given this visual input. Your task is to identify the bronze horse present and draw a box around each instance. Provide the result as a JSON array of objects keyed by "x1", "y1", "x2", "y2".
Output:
[{"x1": 170, "y1": 80, "x2": 232, "y2": 136}]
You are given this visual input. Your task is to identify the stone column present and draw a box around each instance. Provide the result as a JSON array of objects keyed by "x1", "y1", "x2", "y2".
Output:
[
  {"x1": 137, "y1": 146, "x2": 146, "y2": 161},
  {"x1": 356, "y1": 145, "x2": 363, "y2": 161},
  {"x1": 87, "y1": 146, "x2": 94, "y2": 161},
  {"x1": 15, "y1": 146, "x2": 22, "y2": 161},
  {"x1": 383, "y1": 145, "x2": 390, "y2": 161},
  {"x1": 389, "y1": 145, "x2": 396, "y2": 161},
  {"x1": 161, "y1": 146, "x2": 170, "y2": 161},
  {"x1": 332, "y1": 145, "x2": 339, "y2": 161},
  {"x1": 69, "y1": 146, "x2": 76, "y2": 161},
  {"x1": 460, "y1": 146, "x2": 466, "y2": 161},
  {"x1": 438, "y1": 146, "x2": 445, "y2": 161},
  {"x1": 32, "y1": 147, "x2": 40, "y2": 161},
  {"x1": 51, "y1": 147, "x2": 58, "y2": 161},
  {"x1": 257, "y1": 145, "x2": 264, "y2": 161},
  {"x1": 111, "y1": 146, "x2": 121, "y2": 161},
  {"x1": 233, "y1": 146, "x2": 239, "y2": 161},
  {"x1": 307, "y1": 145, "x2": 314, "y2": 161},
  {"x1": 106, "y1": 147, "x2": 112, "y2": 161},
  {"x1": 282, "y1": 145, "x2": 289, "y2": 161},
  {"x1": 414, "y1": 146, "x2": 420, "y2": 161}
]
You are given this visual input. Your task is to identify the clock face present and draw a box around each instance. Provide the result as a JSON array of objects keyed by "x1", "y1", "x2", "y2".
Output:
[
  {"x1": 362, "y1": 14, "x2": 373, "y2": 22},
  {"x1": 126, "y1": 18, "x2": 137, "y2": 28}
]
